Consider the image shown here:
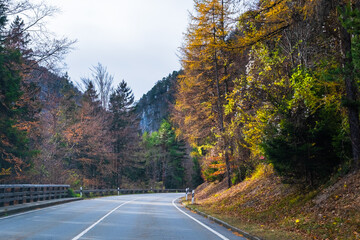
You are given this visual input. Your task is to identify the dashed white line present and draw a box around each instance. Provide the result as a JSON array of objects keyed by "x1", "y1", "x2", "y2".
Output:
[
  {"x1": 172, "y1": 198, "x2": 230, "y2": 240},
  {"x1": 72, "y1": 198, "x2": 140, "y2": 240}
]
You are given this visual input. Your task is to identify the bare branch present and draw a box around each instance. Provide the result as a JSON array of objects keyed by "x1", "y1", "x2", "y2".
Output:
[{"x1": 3, "y1": 0, "x2": 76, "y2": 71}]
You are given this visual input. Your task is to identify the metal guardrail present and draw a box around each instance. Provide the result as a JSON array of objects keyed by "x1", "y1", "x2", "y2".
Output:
[
  {"x1": 74, "y1": 188, "x2": 186, "y2": 197},
  {"x1": 0, "y1": 184, "x2": 70, "y2": 207},
  {"x1": 0, "y1": 185, "x2": 188, "y2": 207}
]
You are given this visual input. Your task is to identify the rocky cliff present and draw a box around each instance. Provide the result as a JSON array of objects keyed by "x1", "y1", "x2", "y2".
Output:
[{"x1": 136, "y1": 70, "x2": 180, "y2": 133}]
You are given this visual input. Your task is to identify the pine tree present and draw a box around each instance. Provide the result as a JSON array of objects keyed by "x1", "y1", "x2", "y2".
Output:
[
  {"x1": 338, "y1": 2, "x2": 360, "y2": 171},
  {"x1": 141, "y1": 120, "x2": 187, "y2": 189},
  {"x1": 158, "y1": 120, "x2": 186, "y2": 189},
  {"x1": 0, "y1": 1, "x2": 31, "y2": 181},
  {"x1": 109, "y1": 80, "x2": 138, "y2": 187}
]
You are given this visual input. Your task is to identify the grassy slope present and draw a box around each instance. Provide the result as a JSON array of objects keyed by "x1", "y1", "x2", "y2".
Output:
[{"x1": 189, "y1": 165, "x2": 360, "y2": 240}]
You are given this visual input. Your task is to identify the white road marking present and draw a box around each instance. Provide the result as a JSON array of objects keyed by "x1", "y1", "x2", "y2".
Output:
[
  {"x1": 172, "y1": 198, "x2": 230, "y2": 240},
  {"x1": 72, "y1": 198, "x2": 140, "y2": 240}
]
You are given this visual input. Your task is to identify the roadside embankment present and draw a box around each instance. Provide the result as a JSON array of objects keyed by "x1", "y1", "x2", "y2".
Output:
[{"x1": 185, "y1": 165, "x2": 360, "y2": 240}]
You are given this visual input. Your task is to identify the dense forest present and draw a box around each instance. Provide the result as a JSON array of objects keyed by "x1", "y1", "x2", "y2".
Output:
[
  {"x1": 173, "y1": 0, "x2": 360, "y2": 188},
  {"x1": 1, "y1": 0, "x2": 360, "y2": 193},
  {"x1": 0, "y1": 0, "x2": 195, "y2": 189}
]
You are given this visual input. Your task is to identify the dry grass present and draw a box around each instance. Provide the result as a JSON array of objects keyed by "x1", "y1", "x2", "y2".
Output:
[{"x1": 191, "y1": 164, "x2": 360, "y2": 240}]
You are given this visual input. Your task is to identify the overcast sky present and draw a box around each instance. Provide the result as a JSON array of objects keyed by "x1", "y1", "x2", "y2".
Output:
[{"x1": 46, "y1": 0, "x2": 194, "y2": 100}]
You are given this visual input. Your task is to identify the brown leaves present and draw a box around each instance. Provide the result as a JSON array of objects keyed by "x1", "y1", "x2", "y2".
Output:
[{"x1": 194, "y1": 165, "x2": 360, "y2": 240}]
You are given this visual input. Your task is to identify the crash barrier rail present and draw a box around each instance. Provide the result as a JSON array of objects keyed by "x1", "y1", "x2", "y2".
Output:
[
  {"x1": 0, "y1": 184, "x2": 70, "y2": 207},
  {"x1": 74, "y1": 188, "x2": 187, "y2": 197}
]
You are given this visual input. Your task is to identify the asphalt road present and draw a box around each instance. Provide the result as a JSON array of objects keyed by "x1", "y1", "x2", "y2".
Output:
[{"x1": 0, "y1": 193, "x2": 247, "y2": 240}]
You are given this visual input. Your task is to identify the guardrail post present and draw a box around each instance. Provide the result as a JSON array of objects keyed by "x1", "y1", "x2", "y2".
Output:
[
  {"x1": 29, "y1": 186, "x2": 34, "y2": 203},
  {"x1": 192, "y1": 190, "x2": 195, "y2": 204},
  {"x1": 50, "y1": 186, "x2": 54, "y2": 200},
  {"x1": 45, "y1": 186, "x2": 48, "y2": 201},
  {"x1": 39, "y1": 186, "x2": 43, "y2": 201},
  {"x1": 19, "y1": 186, "x2": 24, "y2": 204},
  {"x1": 80, "y1": 187, "x2": 83, "y2": 198},
  {"x1": 0, "y1": 187, "x2": 4, "y2": 207},
  {"x1": 10, "y1": 187, "x2": 14, "y2": 205}
]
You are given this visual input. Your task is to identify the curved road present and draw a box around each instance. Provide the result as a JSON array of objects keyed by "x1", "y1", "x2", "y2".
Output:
[{"x1": 0, "y1": 193, "x2": 246, "y2": 240}]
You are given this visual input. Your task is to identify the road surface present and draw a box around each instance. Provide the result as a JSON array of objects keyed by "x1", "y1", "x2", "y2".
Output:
[{"x1": 0, "y1": 193, "x2": 247, "y2": 240}]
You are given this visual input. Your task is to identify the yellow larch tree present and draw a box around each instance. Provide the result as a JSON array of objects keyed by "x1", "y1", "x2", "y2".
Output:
[{"x1": 174, "y1": 0, "x2": 235, "y2": 187}]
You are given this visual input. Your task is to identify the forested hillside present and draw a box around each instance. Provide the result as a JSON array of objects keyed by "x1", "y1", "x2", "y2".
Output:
[
  {"x1": 0, "y1": 0, "x2": 196, "y2": 189},
  {"x1": 136, "y1": 70, "x2": 202, "y2": 188},
  {"x1": 175, "y1": 0, "x2": 360, "y2": 239},
  {"x1": 173, "y1": 0, "x2": 360, "y2": 187},
  {"x1": 0, "y1": 0, "x2": 77, "y2": 184}
]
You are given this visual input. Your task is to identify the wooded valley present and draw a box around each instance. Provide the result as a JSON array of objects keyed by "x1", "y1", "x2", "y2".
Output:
[{"x1": 1, "y1": 0, "x2": 360, "y2": 194}]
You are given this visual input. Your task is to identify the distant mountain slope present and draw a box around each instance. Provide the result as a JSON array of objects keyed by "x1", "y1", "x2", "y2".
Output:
[
  {"x1": 136, "y1": 70, "x2": 180, "y2": 133},
  {"x1": 28, "y1": 67, "x2": 81, "y2": 107}
]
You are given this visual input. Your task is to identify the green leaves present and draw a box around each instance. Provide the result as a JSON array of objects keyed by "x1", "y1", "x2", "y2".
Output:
[
  {"x1": 339, "y1": 3, "x2": 360, "y2": 35},
  {"x1": 141, "y1": 120, "x2": 187, "y2": 189},
  {"x1": 290, "y1": 66, "x2": 319, "y2": 113}
]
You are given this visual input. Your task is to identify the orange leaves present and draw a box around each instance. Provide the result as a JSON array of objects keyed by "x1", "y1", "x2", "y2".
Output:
[
  {"x1": 210, "y1": 163, "x2": 226, "y2": 176},
  {"x1": 174, "y1": 0, "x2": 233, "y2": 143},
  {"x1": 210, "y1": 162, "x2": 226, "y2": 169},
  {"x1": 0, "y1": 133, "x2": 12, "y2": 148},
  {"x1": 78, "y1": 157, "x2": 93, "y2": 164},
  {"x1": 63, "y1": 123, "x2": 83, "y2": 145},
  {"x1": 202, "y1": 155, "x2": 226, "y2": 180},
  {"x1": 14, "y1": 121, "x2": 38, "y2": 133},
  {"x1": 0, "y1": 148, "x2": 28, "y2": 177}
]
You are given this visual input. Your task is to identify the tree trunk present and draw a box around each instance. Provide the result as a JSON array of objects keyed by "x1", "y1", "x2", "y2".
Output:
[
  {"x1": 225, "y1": 149, "x2": 231, "y2": 188},
  {"x1": 339, "y1": 5, "x2": 360, "y2": 171},
  {"x1": 212, "y1": 1, "x2": 232, "y2": 188}
]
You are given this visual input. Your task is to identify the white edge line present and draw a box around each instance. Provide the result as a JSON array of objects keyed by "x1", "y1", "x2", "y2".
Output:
[
  {"x1": 172, "y1": 198, "x2": 229, "y2": 240},
  {"x1": 72, "y1": 198, "x2": 140, "y2": 240}
]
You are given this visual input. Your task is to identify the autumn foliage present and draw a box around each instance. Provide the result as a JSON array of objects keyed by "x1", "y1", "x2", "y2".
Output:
[
  {"x1": 173, "y1": 0, "x2": 360, "y2": 187},
  {"x1": 1, "y1": 0, "x2": 360, "y2": 195}
]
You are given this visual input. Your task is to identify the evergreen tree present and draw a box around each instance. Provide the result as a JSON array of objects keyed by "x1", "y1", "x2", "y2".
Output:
[
  {"x1": 142, "y1": 120, "x2": 187, "y2": 189},
  {"x1": 0, "y1": 2, "x2": 32, "y2": 181},
  {"x1": 338, "y1": 2, "x2": 360, "y2": 170},
  {"x1": 158, "y1": 120, "x2": 186, "y2": 189},
  {"x1": 5, "y1": 16, "x2": 32, "y2": 59},
  {"x1": 109, "y1": 80, "x2": 138, "y2": 187}
]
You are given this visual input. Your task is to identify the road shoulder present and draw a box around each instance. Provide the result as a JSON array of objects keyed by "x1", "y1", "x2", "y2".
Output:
[
  {"x1": 176, "y1": 198, "x2": 262, "y2": 240},
  {"x1": 0, "y1": 197, "x2": 82, "y2": 217},
  {"x1": 174, "y1": 198, "x2": 260, "y2": 240}
]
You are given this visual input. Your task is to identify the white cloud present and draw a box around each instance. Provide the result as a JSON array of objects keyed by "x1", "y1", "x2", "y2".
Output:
[{"x1": 44, "y1": 0, "x2": 194, "y2": 99}]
